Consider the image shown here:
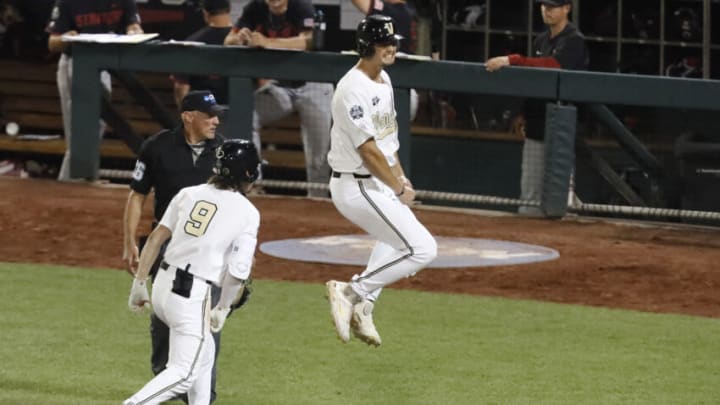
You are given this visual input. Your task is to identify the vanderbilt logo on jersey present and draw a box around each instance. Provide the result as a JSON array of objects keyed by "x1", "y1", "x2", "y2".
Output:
[
  {"x1": 372, "y1": 111, "x2": 397, "y2": 140},
  {"x1": 349, "y1": 105, "x2": 364, "y2": 120},
  {"x1": 372, "y1": 96, "x2": 380, "y2": 106}
]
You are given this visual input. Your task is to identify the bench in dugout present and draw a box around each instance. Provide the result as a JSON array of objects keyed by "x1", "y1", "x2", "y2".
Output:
[{"x1": 0, "y1": 59, "x2": 306, "y2": 178}]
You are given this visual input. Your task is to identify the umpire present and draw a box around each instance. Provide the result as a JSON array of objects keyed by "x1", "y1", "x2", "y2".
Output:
[{"x1": 123, "y1": 90, "x2": 225, "y2": 403}]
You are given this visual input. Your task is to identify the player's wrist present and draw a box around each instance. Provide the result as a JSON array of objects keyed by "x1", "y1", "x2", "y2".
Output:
[{"x1": 395, "y1": 184, "x2": 405, "y2": 196}]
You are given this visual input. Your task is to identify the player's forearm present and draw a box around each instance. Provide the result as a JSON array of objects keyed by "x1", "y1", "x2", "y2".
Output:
[
  {"x1": 351, "y1": 0, "x2": 372, "y2": 13},
  {"x1": 173, "y1": 83, "x2": 190, "y2": 110},
  {"x1": 135, "y1": 226, "x2": 171, "y2": 281},
  {"x1": 123, "y1": 191, "x2": 146, "y2": 247},
  {"x1": 48, "y1": 34, "x2": 65, "y2": 53},
  {"x1": 359, "y1": 142, "x2": 404, "y2": 195},
  {"x1": 264, "y1": 34, "x2": 312, "y2": 51},
  {"x1": 217, "y1": 275, "x2": 246, "y2": 309}
]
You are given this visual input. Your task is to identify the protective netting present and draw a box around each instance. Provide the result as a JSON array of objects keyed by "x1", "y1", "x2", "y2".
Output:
[{"x1": 98, "y1": 169, "x2": 720, "y2": 222}]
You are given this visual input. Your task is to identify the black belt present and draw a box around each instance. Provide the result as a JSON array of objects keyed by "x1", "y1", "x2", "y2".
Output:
[
  {"x1": 332, "y1": 171, "x2": 371, "y2": 179},
  {"x1": 160, "y1": 261, "x2": 211, "y2": 285}
]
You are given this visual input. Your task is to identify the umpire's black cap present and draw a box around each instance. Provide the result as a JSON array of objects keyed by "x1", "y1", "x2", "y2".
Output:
[
  {"x1": 536, "y1": 0, "x2": 571, "y2": 5},
  {"x1": 181, "y1": 90, "x2": 227, "y2": 116},
  {"x1": 201, "y1": 0, "x2": 230, "y2": 14}
]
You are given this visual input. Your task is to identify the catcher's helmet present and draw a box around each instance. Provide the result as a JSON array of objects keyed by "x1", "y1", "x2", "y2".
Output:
[
  {"x1": 356, "y1": 14, "x2": 403, "y2": 58},
  {"x1": 214, "y1": 139, "x2": 261, "y2": 184}
]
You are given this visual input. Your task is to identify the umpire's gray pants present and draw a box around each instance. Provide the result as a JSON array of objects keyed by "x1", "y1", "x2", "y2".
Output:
[{"x1": 254, "y1": 81, "x2": 333, "y2": 197}]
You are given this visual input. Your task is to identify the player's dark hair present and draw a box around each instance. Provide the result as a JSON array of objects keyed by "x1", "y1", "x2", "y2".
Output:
[
  {"x1": 206, "y1": 6, "x2": 230, "y2": 16},
  {"x1": 208, "y1": 174, "x2": 247, "y2": 193},
  {"x1": 202, "y1": 0, "x2": 230, "y2": 16}
]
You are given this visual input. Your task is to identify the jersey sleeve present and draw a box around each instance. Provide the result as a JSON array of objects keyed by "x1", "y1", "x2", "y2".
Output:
[
  {"x1": 225, "y1": 207, "x2": 260, "y2": 280},
  {"x1": 291, "y1": 0, "x2": 316, "y2": 31},
  {"x1": 47, "y1": 0, "x2": 74, "y2": 34},
  {"x1": 130, "y1": 137, "x2": 154, "y2": 194},
  {"x1": 233, "y1": 1, "x2": 258, "y2": 31},
  {"x1": 508, "y1": 54, "x2": 562, "y2": 68},
  {"x1": 335, "y1": 86, "x2": 375, "y2": 148},
  {"x1": 158, "y1": 189, "x2": 185, "y2": 231},
  {"x1": 122, "y1": 0, "x2": 141, "y2": 27}
]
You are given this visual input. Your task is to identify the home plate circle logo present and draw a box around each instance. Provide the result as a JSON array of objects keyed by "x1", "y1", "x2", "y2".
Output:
[{"x1": 259, "y1": 235, "x2": 559, "y2": 268}]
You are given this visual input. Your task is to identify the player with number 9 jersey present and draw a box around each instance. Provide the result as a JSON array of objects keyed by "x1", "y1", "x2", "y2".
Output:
[
  {"x1": 161, "y1": 183, "x2": 259, "y2": 284},
  {"x1": 125, "y1": 139, "x2": 261, "y2": 405}
]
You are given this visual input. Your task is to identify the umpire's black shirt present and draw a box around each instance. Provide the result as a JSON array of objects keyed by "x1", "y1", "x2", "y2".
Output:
[
  {"x1": 130, "y1": 126, "x2": 221, "y2": 221},
  {"x1": 524, "y1": 22, "x2": 588, "y2": 140}
]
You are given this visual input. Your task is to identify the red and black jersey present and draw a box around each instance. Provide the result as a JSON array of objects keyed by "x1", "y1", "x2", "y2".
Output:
[
  {"x1": 233, "y1": 0, "x2": 314, "y2": 39},
  {"x1": 509, "y1": 22, "x2": 588, "y2": 70},
  {"x1": 47, "y1": 0, "x2": 140, "y2": 35},
  {"x1": 512, "y1": 23, "x2": 588, "y2": 140},
  {"x1": 47, "y1": 0, "x2": 141, "y2": 56},
  {"x1": 366, "y1": 0, "x2": 417, "y2": 55}
]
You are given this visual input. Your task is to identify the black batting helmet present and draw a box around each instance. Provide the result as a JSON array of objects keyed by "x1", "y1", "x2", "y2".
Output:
[
  {"x1": 214, "y1": 139, "x2": 261, "y2": 184},
  {"x1": 356, "y1": 14, "x2": 403, "y2": 58}
]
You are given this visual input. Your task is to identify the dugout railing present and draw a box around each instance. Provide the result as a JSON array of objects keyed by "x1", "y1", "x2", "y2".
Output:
[{"x1": 68, "y1": 42, "x2": 720, "y2": 221}]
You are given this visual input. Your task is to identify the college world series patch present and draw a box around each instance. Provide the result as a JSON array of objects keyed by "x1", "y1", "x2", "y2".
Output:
[{"x1": 349, "y1": 105, "x2": 363, "y2": 120}]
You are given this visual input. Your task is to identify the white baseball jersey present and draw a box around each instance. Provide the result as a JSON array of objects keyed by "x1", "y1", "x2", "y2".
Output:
[
  {"x1": 159, "y1": 183, "x2": 259, "y2": 285},
  {"x1": 327, "y1": 66, "x2": 399, "y2": 174}
]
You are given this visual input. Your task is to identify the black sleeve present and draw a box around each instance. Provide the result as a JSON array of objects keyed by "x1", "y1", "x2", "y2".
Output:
[
  {"x1": 291, "y1": 0, "x2": 315, "y2": 31},
  {"x1": 129, "y1": 136, "x2": 156, "y2": 194},
  {"x1": 235, "y1": 1, "x2": 259, "y2": 30},
  {"x1": 122, "y1": 0, "x2": 141, "y2": 27},
  {"x1": 554, "y1": 35, "x2": 588, "y2": 70}
]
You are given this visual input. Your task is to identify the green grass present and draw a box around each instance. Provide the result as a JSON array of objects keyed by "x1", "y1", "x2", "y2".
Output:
[{"x1": 1, "y1": 262, "x2": 719, "y2": 404}]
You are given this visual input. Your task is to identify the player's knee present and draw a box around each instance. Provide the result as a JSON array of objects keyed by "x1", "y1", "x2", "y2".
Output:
[
  {"x1": 164, "y1": 364, "x2": 199, "y2": 388},
  {"x1": 412, "y1": 236, "x2": 437, "y2": 265}
]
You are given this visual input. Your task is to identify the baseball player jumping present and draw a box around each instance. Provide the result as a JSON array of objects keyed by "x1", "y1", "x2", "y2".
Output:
[
  {"x1": 125, "y1": 139, "x2": 261, "y2": 405},
  {"x1": 325, "y1": 15, "x2": 437, "y2": 347}
]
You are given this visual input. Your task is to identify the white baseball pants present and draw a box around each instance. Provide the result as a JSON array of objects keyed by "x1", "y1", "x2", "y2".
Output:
[
  {"x1": 329, "y1": 175, "x2": 437, "y2": 301},
  {"x1": 124, "y1": 267, "x2": 214, "y2": 405}
]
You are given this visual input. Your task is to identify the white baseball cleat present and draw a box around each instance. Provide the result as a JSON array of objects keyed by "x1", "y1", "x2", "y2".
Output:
[
  {"x1": 351, "y1": 300, "x2": 382, "y2": 347},
  {"x1": 326, "y1": 280, "x2": 353, "y2": 343}
]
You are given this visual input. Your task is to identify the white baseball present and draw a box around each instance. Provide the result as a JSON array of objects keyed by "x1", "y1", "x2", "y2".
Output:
[{"x1": 6, "y1": 122, "x2": 19, "y2": 136}]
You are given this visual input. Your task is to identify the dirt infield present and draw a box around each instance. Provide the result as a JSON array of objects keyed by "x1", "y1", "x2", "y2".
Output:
[{"x1": 2, "y1": 177, "x2": 720, "y2": 318}]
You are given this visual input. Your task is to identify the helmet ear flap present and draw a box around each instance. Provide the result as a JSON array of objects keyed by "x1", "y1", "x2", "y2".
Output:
[{"x1": 363, "y1": 45, "x2": 375, "y2": 58}]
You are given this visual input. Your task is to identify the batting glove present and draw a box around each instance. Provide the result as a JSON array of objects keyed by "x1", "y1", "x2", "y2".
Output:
[
  {"x1": 128, "y1": 278, "x2": 150, "y2": 313},
  {"x1": 210, "y1": 307, "x2": 231, "y2": 333}
]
